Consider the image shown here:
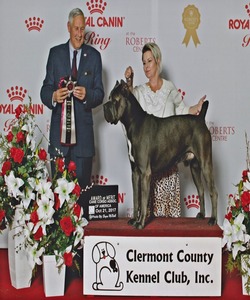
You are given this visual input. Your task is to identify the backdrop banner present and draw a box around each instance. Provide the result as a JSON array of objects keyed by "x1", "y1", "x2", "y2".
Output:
[{"x1": 0, "y1": 0, "x2": 249, "y2": 234}]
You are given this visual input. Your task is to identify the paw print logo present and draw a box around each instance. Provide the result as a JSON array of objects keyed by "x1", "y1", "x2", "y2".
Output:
[
  {"x1": 86, "y1": 0, "x2": 107, "y2": 14},
  {"x1": 184, "y1": 194, "x2": 200, "y2": 209},
  {"x1": 6, "y1": 86, "x2": 27, "y2": 101},
  {"x1": 91, "y1": 174, "x2": 108, "y2": 185},
  {"x1": 245, "y1": 3, "x2": 250, "y2": 17},
  {"x1": 178, "y1": 89, "x2": 186, "y2": 100},
  {"x1": 25, "y1": 17, "x2": 44, "y2": 31}
]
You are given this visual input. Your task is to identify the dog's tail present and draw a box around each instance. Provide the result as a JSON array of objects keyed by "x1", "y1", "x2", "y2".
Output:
[{"x1": 199, "y1": 100, "x2": 209, "y2": 119}]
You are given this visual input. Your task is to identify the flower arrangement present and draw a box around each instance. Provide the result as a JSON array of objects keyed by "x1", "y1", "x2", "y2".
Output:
[
  {"x1": 0, "y1": 99, "x2": 88, "y2": 275},
  {"x1": 222, "y1": 133, "x2": 250, "y2": 294}
]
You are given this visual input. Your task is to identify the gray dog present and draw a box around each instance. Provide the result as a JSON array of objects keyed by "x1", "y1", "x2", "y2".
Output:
[{"x1": 103, "y1": 80, "x2": 218, "y2": 229}]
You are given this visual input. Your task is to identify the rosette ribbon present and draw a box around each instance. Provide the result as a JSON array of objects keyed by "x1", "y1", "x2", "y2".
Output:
[{"x1": 60, "y1": 77, "x2": 77, "y2": 146}]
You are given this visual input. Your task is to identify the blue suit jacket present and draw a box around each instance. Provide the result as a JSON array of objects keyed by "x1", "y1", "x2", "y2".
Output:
[{"x1": 40, "y1": 41, "x2": 104, "y2": 157}]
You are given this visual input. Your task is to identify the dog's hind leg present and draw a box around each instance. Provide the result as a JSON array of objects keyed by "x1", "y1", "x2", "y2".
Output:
[
  {"x1": 190, "y1": 158, "x2": 205, "y2": 220},
  {"x1": 201, "y1": 160, "x2": 218, "y2": 226}
]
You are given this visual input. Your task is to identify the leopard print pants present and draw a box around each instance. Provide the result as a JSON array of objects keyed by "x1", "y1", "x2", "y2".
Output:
[{"x1": 148, "y1": 166, "x2": 181, "y2": 218}]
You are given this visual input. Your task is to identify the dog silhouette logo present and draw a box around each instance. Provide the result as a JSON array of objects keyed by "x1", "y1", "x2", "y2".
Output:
[{"x1": 92, "y1": 241, "x2": 124, "y2": 291}]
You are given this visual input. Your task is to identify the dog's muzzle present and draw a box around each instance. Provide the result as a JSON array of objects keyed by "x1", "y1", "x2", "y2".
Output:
[{"x1": 103, "y1": 101, "x2": 118, "y2": 124}]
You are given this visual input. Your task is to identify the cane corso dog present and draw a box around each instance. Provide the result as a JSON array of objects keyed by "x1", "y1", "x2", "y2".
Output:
[{"x1": 103, "y1": 80, "x2": 218, "y2": 229}]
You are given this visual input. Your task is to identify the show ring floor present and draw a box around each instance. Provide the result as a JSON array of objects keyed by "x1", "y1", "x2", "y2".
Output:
[{"x1": 0, "y1": 217, "x2": 248, "y2": 299}]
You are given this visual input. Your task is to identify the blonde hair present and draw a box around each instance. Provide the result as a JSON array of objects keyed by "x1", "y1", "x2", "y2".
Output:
[{"x1": 142, "y1": 43, "x2": 162, "y2": 73}]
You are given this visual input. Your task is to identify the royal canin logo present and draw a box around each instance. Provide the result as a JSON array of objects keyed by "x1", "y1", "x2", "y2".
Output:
[
  {"x1": 91, "y1": 174, "x2": 108, "y2": 185},
  {"x1": 184, "y1": 195, "x2": 200, "y2": 210},
  {"x1": 228, "y1": 3, "x2": 250, "y2": 46},
  {"x1": 84, "y1": 0, "x2": 125, "y2": 50},
  {"x1": 86, "y1": 0, "x2": 107, "y2": 14},
  {"x1": 25, "y1": 17, "x2": 44, "y2": 31},
  {"x1": 85, "y1": 0, "x2": 124, "y2": 27},
  {"x1": 0, "y1": 86, "x2": 43, "y2": 118},
  {"x1": 7, "y1": 86, "x2": 27, "y2": 102}
]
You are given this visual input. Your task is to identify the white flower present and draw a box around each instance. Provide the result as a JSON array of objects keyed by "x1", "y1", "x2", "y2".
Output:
[
  {"x1": 54, "y1": 178, "x2": 75, "y2": 206},
  {"x1": 232, "y1": 213, "x2": 246, "y2": 243},
  {"x1": 22, "y1": 116, "x2": 36, "y2": 150},
  {"x1": 222, "y1": 218, "x2": 233, "y2": 251},
  {"x1": 20, "y1": 187, "x2": 35, "y2": 209},
  {"x1": 4, "y1": 170, "x2": 24, "y2": 198},
  {"x1": 36, "y1": 179, "x2": 54, "y2": 202},
  {"x1": 74, "y1": 224, "x2": 84, "y2": 247},
  {"x1": 27, "y1": 242, "x2": 45, "y2": 269},
  {"x1": 232, "y1": 241, "x2": 247, "y2": 260},
  {"x1": 54, "y1": 250, "x2": 64, "y2": 267},
  {"x1": 243, "y1": 180, "x2": 250, "y2": 191},
  {"x1": 37, "y1": 198, "x2": 55, "y2": 225}
]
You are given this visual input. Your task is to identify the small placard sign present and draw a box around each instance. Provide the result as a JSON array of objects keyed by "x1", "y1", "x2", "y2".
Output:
[{"x1": 81, "y1": 185, "x2": 118, "y2": 221}]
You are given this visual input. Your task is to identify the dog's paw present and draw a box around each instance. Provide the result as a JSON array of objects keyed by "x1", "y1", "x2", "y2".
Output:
[
  {"x1": 135, "y1": 223, "x2": 144, "y2": 230},
  {"x1": 128, "y1": 218, "x2": 137, "y2": 226},
  {"x1": 196, "y1": 212, "x2": 205, "y2": 219},
  {"x1": 208, "y1": 217, "x2": 217, "y2": 226}
]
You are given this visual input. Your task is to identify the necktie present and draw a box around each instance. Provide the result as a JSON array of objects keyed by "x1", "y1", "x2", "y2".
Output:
[{"x1": 72, "y1": 50, "x2": 78, "y2": 79}]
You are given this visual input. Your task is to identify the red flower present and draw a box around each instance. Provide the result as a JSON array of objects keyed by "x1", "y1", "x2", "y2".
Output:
[
  {"x1": 242, "y1": 170, "x2": 249, "y2": 182},
  {"x1": 1, "y1": 160, "x2": 12, "y2": 176},
  {"x1": 241, "y1": 191, "x2": 250, "y2": 212},
  {"x1": 225, "y1": 211, "x2": 232, "y2": 221},
  {"x1": 54, "y1": 193, "x2": 60, "y2": 210},
  {"x1": 0, "y1": 210, "x2": 6, "y2": 223},
  {"x1": 73, "y1": 203, "x2": 81, "y2": 219},
  {"x1": 6, "y1": 131, "x2": 14, "y2": 142},
  {"x1": 56, "y1": 157, "x2": 65, "y2": 173},
  {"x1": 68, "y1": 161, "x2": 76, "y2": 173},
  {"x1": 235, "y1": 199, "x2": 241, "y2": 209},
  {"x1": 10, "y1": 147, "x2": 24, "y2": 164},
  {"x1": 30, "y1": 210, "x2": 39, "y2": 225},
  {"x1": 16, "y1": 131, "x2": 25, "y2": 143},
  {"x1": 38, "y1": 148, "x2": 47, "y2": 161},
  {"x1": 63, "y1": 252, "x2": 73, "y2": 267},
  {"x1": 15, "y1": 105, "x2": 23, "y2": 119},
  {"x1": 60, "y1": 216, "x2": 75, "y2": 237},
  {"x1": 72, "y1": 183, "x2": 81, "y2": 198},
  {"x1": 33, "y1": 226, "x2": 43, "y2": 241}
]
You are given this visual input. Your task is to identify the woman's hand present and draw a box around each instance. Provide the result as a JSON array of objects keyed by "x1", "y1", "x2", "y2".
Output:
[
  {"x1": 189, "y1": 95, "x2": 206, "y2": 115},
  {"x1": 124, "y1": 66, "x2": 134, "y2": 89}
]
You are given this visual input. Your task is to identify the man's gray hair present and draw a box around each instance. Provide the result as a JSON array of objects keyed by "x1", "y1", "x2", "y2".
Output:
[{"x1": 68, "y1": 8, "x2": 84, "y2": 24}]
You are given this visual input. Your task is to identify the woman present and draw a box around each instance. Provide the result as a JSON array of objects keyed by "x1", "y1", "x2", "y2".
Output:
[{"x1": 125, "y1": 42, "x2": 205, "y2": 218}]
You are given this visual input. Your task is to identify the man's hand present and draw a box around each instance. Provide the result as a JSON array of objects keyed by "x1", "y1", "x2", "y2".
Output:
[
  {"x1": 73, "y1": 86, "x2": 86, "y2": 101},
  {"x1": 53, "y1": 87, "x2": 68, "y2": 103}
]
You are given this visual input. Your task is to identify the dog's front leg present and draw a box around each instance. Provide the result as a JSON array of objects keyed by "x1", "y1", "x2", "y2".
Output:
[
  {"x1": 136, "y1": 169, "x2": 151, "y2": 229},
  {"x1": 128, "y1": 167, "x2": 140, "y2": 227}
]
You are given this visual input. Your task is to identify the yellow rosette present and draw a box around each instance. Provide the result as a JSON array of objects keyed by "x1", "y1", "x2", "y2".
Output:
[{"x1": 182, "y1": 5, "x2": 201, "y2": 47}]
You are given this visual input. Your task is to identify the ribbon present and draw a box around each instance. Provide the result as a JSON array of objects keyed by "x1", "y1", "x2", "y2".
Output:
[
  {"x1": 182, "y1": 5, "x2": 201, "y2": 47},
  {"x1": 60, "y1": 77, "x2": 77, "y2": 146}
]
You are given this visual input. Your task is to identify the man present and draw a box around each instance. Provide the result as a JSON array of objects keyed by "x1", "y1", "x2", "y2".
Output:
[{"x1": 41, "y1": 8, "x2": 104, "y2": 191}]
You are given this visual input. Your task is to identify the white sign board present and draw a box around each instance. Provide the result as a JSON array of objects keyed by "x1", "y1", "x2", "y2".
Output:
[{"x1": 83, "y1": 235, "x2": 221, "y2": 296}]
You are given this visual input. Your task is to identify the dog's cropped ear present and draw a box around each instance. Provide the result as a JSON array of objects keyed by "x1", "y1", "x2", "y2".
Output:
[
  {"x1": 120, "y1": 79, "x2": 130, "y2": 92},
  {"x1": 121, "y1": 79, "x2": 126, "y2": 86}
]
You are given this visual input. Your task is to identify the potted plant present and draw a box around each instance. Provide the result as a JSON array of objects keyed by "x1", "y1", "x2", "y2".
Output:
[
  {"x1": 0, "y1": 100, "x2": 88, "y2": 292},
  {"x1": 222, "y1": 133, "x2": 250, "y2": 295}
]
